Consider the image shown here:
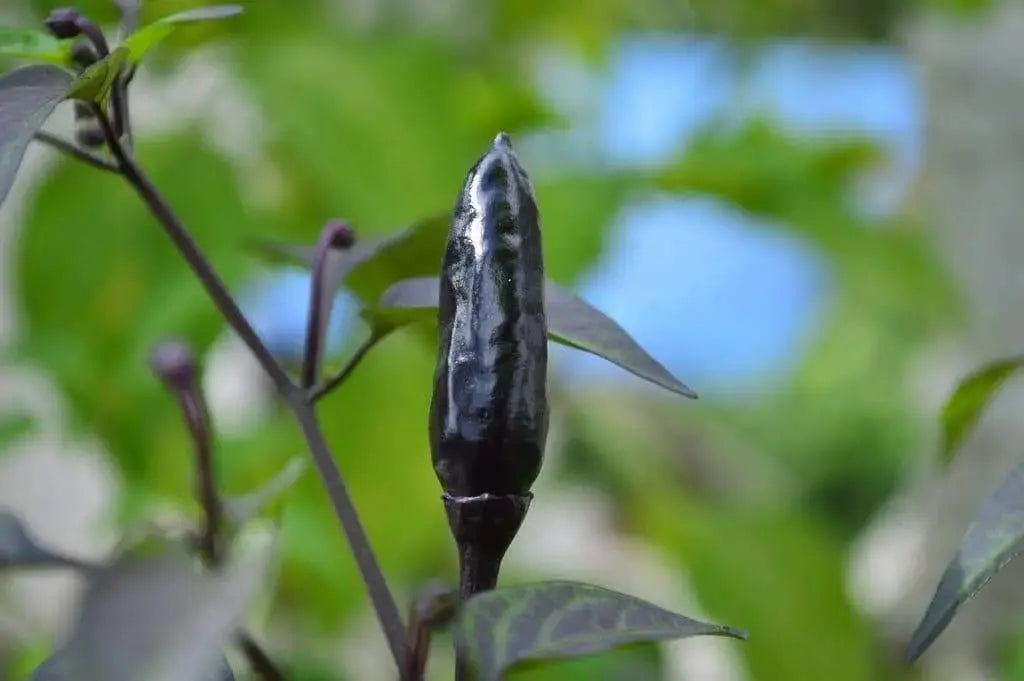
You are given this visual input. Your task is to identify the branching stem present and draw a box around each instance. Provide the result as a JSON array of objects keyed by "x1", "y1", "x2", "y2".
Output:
[{"x1": 90, "y1": 105, "x2": 410, "y2": 675}]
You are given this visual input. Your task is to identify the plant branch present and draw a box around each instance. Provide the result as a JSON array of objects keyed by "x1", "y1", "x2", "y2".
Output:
[
  {"x1": 176, "y1": 389, "x2": 221, "y2": 565},
  {"x1": 309, "y1": 332, "x2": 385, "y2": 402},
  {"x1": 92, "y1": 107, "x2": 411, "y2": 674},
  {"x1": 301, "y1": 220, "x2": 354, "y2": 389},
  {"x1": 112, "y1": 79, "x2": 133, "y2": 150},
  {"x1": 92, "y1": 106, "x2": 293, "y2": 392},
  {"x1": 33, "y1": 131, "x2": 120, "y2": 173},
  {"x1": 236, "y1": 631, "x2": 287, "y2": 681}
]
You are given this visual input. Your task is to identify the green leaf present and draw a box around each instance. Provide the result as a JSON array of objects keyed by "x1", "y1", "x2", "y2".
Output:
[
  {"x1": 364, "y1": 277, "x2": 697, "y2": 398},
  {"x1": 940, "y1": 357, "x2": 1024, "y2": 464},
  {"x1": 222, "y1": 457, "x2": 306, "y2": 529},
  {"x1": 16, "y1": 134, "x2": 259, "y2": 499},
  {"x1": 0, "y1": 509, "x2": 83, "y2": 569},
  {"x1": 31, "y1": 539, "x2": 269, "y2": 681},
  {"x1": 907, "y1": 457, "x2": 1024, "y2": 661},
  {"x1": 455, "y1": 581, "x2": 745, "y2": 681},
  {"x1": 67, "y1": 47, "x2": 128, "y2": 103},
  {"x1": 0, "y1": 64, "x2": 73, "y2": 208},
  {"x1": 121, "y1": 5, "x2": 243, "y2": 62},
  {"x1": 343, "y1": 215, "x2": 449, "y2": 303},
  {"x1": 0, "y1": 28, "x2": 70, "y2": 64}
]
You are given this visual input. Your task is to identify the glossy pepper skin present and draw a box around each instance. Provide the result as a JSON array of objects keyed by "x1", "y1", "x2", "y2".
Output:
[{"x1": 429, "y1": 133, "x2": 548, "y2": 498}]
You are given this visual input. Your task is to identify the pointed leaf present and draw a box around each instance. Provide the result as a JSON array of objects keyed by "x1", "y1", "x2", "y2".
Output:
[
  {"x1": 0, "y1": 509, "x2": 84, "y2": 569},
  {"x1": 67, "y1": 47, "x2": 128, "y2": 103},
  {"x1": 0, "y1": 28, "x2": 70, "y2": 64},
  {"x1": 344, "y1": 215, "x2": 449, "y2": 302},
  {"x1": 363, "y1": 277, "x2": 696, "y2": 397},
  {"x1": 941, "y1": 357, "x2": 1024, "y2": 464},
  {"x1": 31, "y1": 541, "x2": 270, "y2": 681},
  {"x1": 455, "y1": 581, "x2": 745, "y2": 681},
  {"x1": 251, "y1": 214, "x2": 450, "y2": 305},
  {"x1": 121, "y1": 5, "x2": 243, "y2": 62},
  {"x1": 544, "y1": 281, "x2": 697, "y2": 398},
  {"x1": 222, "y1": 457, "x2": 306, "y2": 528},
  {"x1": 907, "y1": 457, "x2": 1024, "y2": 661},
  {"x1": 0, "y1": 64, "x2": 73, "y2": 207}
]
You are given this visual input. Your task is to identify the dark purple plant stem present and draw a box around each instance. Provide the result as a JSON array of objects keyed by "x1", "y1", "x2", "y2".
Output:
[
  {"x1": 309, "y1": 332, "x2": 384, "y2": 402},
  {"x1": 92, "y1": 105, "x2": 292, "y2": 391},
  {"x1": 70, "y1": 15, "x2": 128, "y2": 141},
  {"x1": 32, "y1": 131, "x2": 119, "y2": 173},
  {"x1": 301, "y1": 220, "x2": 353, "y2": 389},
  {"x1": 91, "y1": 107, "x2": 410, "y2": 674},
  {"x1": 236, "y1": 631, "x2": 287, "y2": 681},
  {"x1": 175, "y1": 388, "x2": 221, "y2": 565}
]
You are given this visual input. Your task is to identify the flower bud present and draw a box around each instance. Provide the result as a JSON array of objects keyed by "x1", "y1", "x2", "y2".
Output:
[
  {"x1": 324, "y1": 219, "x2": 356, "y2": 249},
  {"x1": 149, "y1": 339, "x2": 198, "y2": 393},
  {"x1": 44, "y1": 8, "x2": 84, "y2": 39},
  {"x1": 69, "y1": 40, "x2": 98, "y2": 70}
]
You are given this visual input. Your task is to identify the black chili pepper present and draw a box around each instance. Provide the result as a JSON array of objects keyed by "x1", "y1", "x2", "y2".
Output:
[{"x1": 429, "y1": 132, "x2": 548, "y2": 599}]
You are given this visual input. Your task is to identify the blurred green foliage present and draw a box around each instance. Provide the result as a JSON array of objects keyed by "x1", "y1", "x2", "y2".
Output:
[{"x1": 0, "y1": 0, "x2": 989, "y2": 679}]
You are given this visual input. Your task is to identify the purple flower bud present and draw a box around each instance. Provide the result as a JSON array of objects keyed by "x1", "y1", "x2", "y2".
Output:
[
  {"x1": 324, "y1": 219, "x2": 356, "y2": 249},
  {"x1": 149, "y1": 340, "x2": 198, "y2": 392},
  {"x1": 44, "y1": 8, "x2": 84, "y2": 39},
  {"x1": 69, "y1": 41, "x2": 98, "y2": 70}
]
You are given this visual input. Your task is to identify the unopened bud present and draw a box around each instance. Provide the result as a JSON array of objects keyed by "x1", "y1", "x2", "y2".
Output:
[
  {"x1": 149, "y1": 340, "x2": 198, "y2": 392},
  {"x1": 44, "y1": 8, "x2": 84, "y2": 39},
  {"x1": 324, "y1": 219, "x2": 356, "y2": 249},
  {"x1": 69, "y1": 41, "x2": 98, "y2": 71}
]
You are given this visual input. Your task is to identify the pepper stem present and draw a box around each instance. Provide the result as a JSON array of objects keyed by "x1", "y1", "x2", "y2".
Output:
[{"x1": 443, "y1": 492, "x2": 531, "y2": 600}]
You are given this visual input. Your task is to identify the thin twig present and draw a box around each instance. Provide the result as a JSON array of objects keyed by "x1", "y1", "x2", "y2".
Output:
[
  {"x1": 91, "y1": 106, "x2": 411, "y2": 674},
  {"x1": 33, "y1": 132, "x2": 120, "y2": 173},
  {"x1": 176, "y1": 389, "x2": 221, "y2": 565},
  {"x1": 92, "y1": 105, "x2": 293, "y2": 392},
  {"x1": 309, "y1": 332, "x2": 384, "y2": 402},
  {"x1": 236, "y1": 631, "x2": 287, "y2": 681},
  {"x1": 301, "y1": 220, "x2": 353, "y2": 389},
  {"x1": 113, "y1": 79, "x2": 133, "y2": 151}
]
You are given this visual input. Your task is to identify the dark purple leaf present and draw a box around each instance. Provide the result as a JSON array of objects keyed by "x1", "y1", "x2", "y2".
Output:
[
  {"x1": 0, "y1": 64, "x2": 73, "y2": 207},
  {"x1": 455, "y1": 581, "x2": 745, "y2": 681},
  {"x1": 364, "y1": 277, "x2": 696, "y2": 397},
  {"x1": 908, "y1": 457, "x2": 1024, "y2": 661},
  {"x1": 0, "y1": 509, "x2": 83, "y2": 569}
]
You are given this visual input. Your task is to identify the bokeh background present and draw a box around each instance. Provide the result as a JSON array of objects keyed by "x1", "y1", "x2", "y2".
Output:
[{"x1": 2, "y1": 0, "x2": 1024, "y2": 679}]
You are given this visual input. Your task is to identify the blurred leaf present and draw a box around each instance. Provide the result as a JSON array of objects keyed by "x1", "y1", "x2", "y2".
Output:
[
  {"x1": 32, "y1": 542, "x2": 269, "y2": 681},
  {"x1": 366, "y1": 276, "x2": 696, "y2": 397},
  {"x1": 223, "y1": 457, "x2": 307, "y2": 529},
  {"x1": 0, "y1": 28, "x2": 69, "y2": 64},
  {"x1": 455, "y1": 581, "x2": 745, "y2": 681},
  {"x1": 0, "y1": 411, "x2": 34, "y2": 450},
  {"x1": 679, "y1": 509, "x2": 877, "y2": 680},
  {"x1": 0, "y1": 64, "x2": 72, "y2": 207},
  {"x1": 344, "y1": 216, "x2": 449, "y2": 303},
  {"x1": 0, "y1": 509, "x2": 84, "y2": 569},
  {"x1": 121, "y1": 5, "x2": 243, "y2": 62},
  {"x1": 16, "y1": 134, "x2": 258, "y2": 497},
  {"x1": 67, "y1": 47, "x2": 127, "y2": 102},
  {"x1": 907, "y1": 457, "x2": 1024, "y2": 661},
  {"x1": 940, "y1": 357, "x2": 1024, "y2": 464},
  {"x1": 239, "y1": 26, "x2": 550, "y2": 236}
]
